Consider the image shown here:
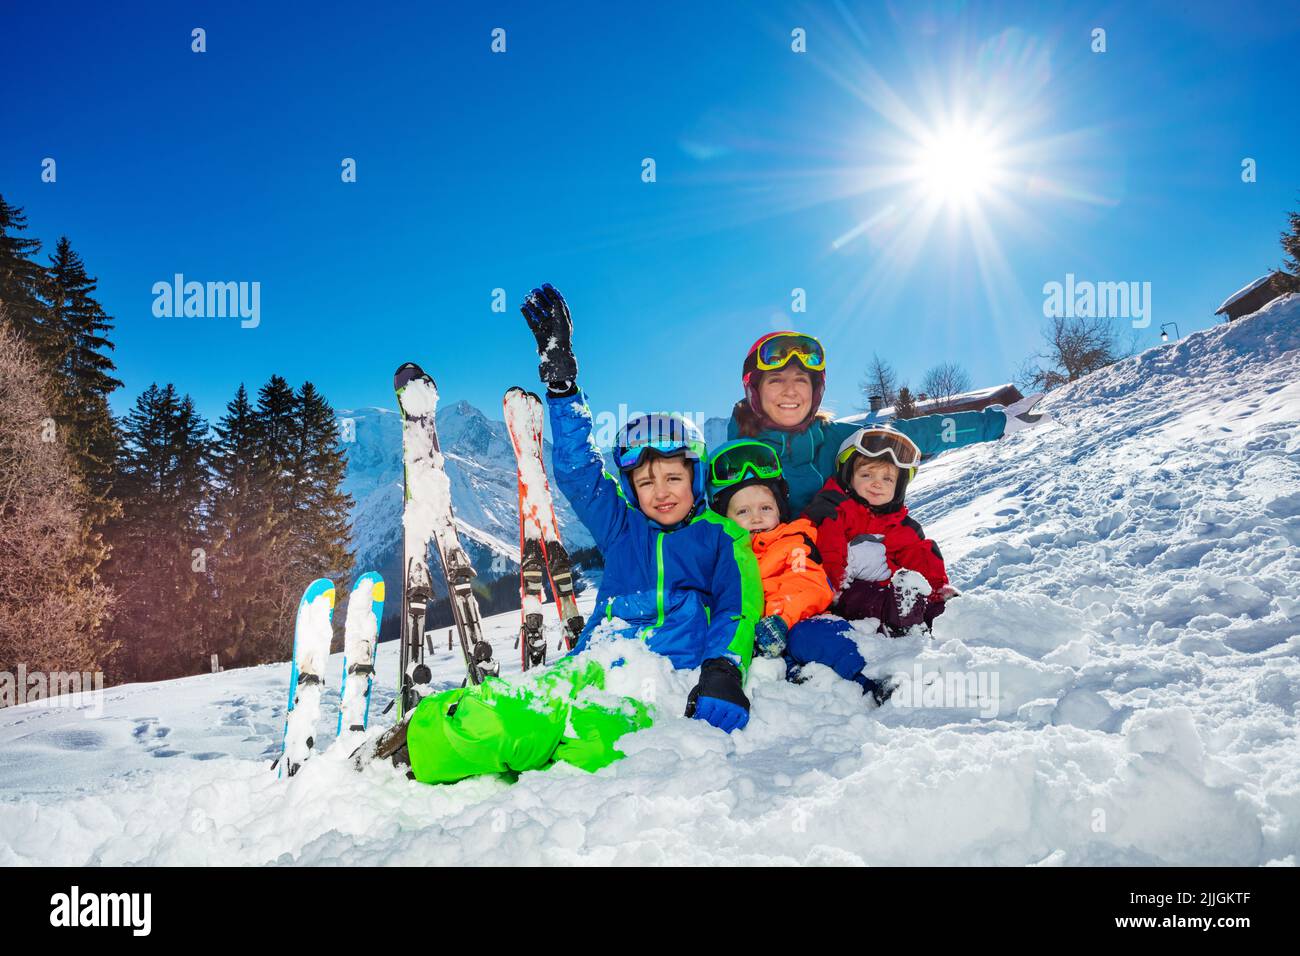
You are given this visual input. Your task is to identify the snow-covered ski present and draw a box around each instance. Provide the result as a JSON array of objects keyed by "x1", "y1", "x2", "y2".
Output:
[
  {"x1": 394, "y1": 363, "x2": 497, "y2": 693},
  {"x1": 504, "y1": 386, "x2": 586, "y2": 669},
  {"x1": 277, "y1": 577, "x2": 336, "y2": 777},
  {"x1": 397, "y1": 556, "x2": 433, "y2": 717},
  {"x1": 337, "y1": 571, "x2": 385, "y2": 734}
]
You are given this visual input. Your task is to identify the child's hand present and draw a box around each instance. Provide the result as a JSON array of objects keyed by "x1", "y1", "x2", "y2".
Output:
[
  {"x1": 845, "y1": 535, "x2": 889, "y2": 583},
  {"x1": 685, "y1": 658, "x2": 750, "y2": 733},
  {"x1": 520, "y1": 283, "x2": 578, "y2": 389},
  {"x1": 937, "y1": 584, "x2": 961, "y2": 601},
  {"x1": 802, "y1": 486, "x2": 847, "y2": 523},
  {"x1": 753, "y1": 615, "x2": 789, "y2": 658}
]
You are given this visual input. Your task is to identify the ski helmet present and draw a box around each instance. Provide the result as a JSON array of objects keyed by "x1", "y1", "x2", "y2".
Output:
[
  {"x1": 742, "y1": 331, "x2": 826, "y2": 429},
  {"x1": 706, "y1": 439, "x2": 791, "y2": 522},
  {"x1": 614, "y1": 412, "x2": 708, "y2": 512},
  {"x1": 835, "y1": 425, "x2": 921, "y2": 512}
]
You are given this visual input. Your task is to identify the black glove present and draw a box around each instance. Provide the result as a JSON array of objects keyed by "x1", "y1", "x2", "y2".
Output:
[
  {"x1": 802, "y1": 486, "x2": 847, "y2": 524},
  {"x1": 685, "y1": 658, "x2": 750, "y2": 732},
  {"x1": 520, "y1": 283, "x2": 577, "y2": 391}
]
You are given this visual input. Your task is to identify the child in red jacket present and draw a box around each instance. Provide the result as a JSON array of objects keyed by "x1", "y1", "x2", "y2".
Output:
[{"x1": 803, "y1": 426, "x2": 953, "y2": 635}]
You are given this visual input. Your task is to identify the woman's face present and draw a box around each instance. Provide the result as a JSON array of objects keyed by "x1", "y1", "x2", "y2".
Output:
[{"x1": 758, "y1": 368, "x2": 814, "y2": 428}]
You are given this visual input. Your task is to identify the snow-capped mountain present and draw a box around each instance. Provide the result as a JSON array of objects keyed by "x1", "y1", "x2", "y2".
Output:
[{"x1": 337, "y1": 398, "x2": 596, "y2": 626}]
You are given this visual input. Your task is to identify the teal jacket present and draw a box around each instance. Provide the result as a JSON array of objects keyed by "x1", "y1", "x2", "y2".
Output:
[{"x1": 726, "y1": 407, "x2": 1008, "y2": 514}]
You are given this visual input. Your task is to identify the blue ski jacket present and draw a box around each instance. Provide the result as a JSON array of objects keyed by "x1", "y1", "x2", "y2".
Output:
[
  {"x1": 727, "y1": 407, "x2": 1008, "y2": 515},
  {"x1": 548, "y1": 390, "x2": 763, "y2": 676}
]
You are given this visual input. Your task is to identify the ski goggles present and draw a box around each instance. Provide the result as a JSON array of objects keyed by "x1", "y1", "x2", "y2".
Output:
[
  {"x1": 753, "y1": 332, "x2": 826, "y2": 373},
  {"x1": 615, "y1": 415, "x2": 706, "y2": 470},
  {"x1": 836, "y1": 428, "x2": 922, "y2": 471},
  {"x1": 708, "y1": 440, "x2": 783, "y2": 490},
  {"x1": 616, "y1": 438, "x2": 707, "y2": 471}
]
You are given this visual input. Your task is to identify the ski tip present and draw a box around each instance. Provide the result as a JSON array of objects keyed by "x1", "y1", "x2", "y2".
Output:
[
  {"x1": 352, "y1": 571, "x2": 386, "y2": 606},
  {"x1": 394, "y1": 362, "x2": 429, "y2": 390},
  {"x1": 301, "y1": 577, "x2": 336, "y2": 609}
]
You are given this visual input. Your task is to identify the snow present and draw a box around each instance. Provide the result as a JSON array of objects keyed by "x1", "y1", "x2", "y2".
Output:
[
  {"x1": 2, "y1": 295, "x2": 1299, "y2": 865},
  {"x1": 1215, "y1": 273, "x2": 1278, "y2": 314}
]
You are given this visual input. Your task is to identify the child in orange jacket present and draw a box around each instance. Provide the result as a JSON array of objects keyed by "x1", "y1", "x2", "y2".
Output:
[{"x1": 706, "y1": 440, "x2": 834, "y2": 658}]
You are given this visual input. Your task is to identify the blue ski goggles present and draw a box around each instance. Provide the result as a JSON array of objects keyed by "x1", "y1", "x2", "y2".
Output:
[
  {"x1": 616, "y1": 437, "x2": 708, "y2": 471},
  {"x1": 615, "y1": 413, "x2": 706, "y2": 471}
]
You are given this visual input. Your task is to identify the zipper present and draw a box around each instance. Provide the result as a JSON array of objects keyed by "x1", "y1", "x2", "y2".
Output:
[{"x1": 653, "y1": 532, "x2": 666, "y2": 632}]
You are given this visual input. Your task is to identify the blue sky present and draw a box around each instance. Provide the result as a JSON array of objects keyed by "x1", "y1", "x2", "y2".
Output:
[{"x1": 3, "y1": 0, "x2": 1297, "y2": 428}]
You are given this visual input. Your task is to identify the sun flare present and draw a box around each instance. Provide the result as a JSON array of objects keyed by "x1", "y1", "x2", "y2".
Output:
[{"x1": 912, "y1": 121, "x2": 1003, "y2": 209}]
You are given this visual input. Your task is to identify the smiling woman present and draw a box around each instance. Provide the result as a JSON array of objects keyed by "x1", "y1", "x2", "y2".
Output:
[{"x1": 727, "y1": 331, "x2": 1036, "y2": 515}]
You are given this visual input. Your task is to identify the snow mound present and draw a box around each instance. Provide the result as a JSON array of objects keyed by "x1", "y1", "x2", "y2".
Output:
[{"x1": 1, "y1": 298, "x2": 1298, "y2": 865}]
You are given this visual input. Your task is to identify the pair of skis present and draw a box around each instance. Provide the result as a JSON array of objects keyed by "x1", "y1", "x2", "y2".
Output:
[
  {"x1": 276, "y1": 572, "x2": 385, "y2": 777},
  {"x1": 394, "y1": 363, "x2": 498, "y2": 719},
  {"x1": 503, "y1": 387, "x2": 585, "y2": 669}
]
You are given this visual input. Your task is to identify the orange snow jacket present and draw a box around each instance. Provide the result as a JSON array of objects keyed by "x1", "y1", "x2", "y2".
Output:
[{"x1": 749, "y1": 518, "x2": 835, "y2": 629}]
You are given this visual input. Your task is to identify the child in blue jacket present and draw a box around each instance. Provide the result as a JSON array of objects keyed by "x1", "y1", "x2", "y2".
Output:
[{"x1": 522, "y1": 284, "x2": 764, "y2": 732}]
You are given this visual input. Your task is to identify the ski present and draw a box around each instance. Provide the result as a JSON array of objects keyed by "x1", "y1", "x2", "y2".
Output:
[
  {"x1": 397, "y1": 556, "x2": 432, "y2": 718},
  {"x1": 277, "y1": 577, "x2": 336, "y2": 778},
  {"x1": 337, "y1": 571, "x2": 385, "y2": 735},
  {"x1": 394, "y1": 362, "x2": 497, "y2": 691},
  {"x1": 503, "y1": 387, "x2": 586, "y2": 668}
]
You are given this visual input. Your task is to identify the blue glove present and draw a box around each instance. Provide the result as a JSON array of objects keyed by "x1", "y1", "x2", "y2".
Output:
[
  {"x1": 685, "y1": 658, "x2": 750, "y2": 733},
  {"x1": 753, "y1": 615, "x2": 789, "y2": 658},
  {"x1": 691, "y1": 696, "x2": 749, "y2": 733}
]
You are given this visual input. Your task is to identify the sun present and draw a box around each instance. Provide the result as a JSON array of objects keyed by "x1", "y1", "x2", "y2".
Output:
[{"x1": 911, "y1": 120, "x2": 1003, "y2": 209}]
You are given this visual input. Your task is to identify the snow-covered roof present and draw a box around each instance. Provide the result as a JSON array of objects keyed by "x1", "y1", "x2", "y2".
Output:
[
  {"x1": 837, "y1": 382, "x2": 1016, "y2": 425},
  {"x1": 1215, "y1": 274, "x2": 1276, "y2": 314}
]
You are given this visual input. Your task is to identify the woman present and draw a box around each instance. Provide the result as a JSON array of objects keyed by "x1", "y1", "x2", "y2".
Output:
[{"x1": 726, "y1": 331, "x2": 1047, "y2": 515}]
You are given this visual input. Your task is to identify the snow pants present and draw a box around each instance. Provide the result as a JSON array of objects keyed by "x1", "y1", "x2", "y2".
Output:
[
  {"x1": 404, "y1": 658, "x2": 653, "y2": 784},
  {"x1": 786, "y1": 617, "x2": 868, "y2": 684}
]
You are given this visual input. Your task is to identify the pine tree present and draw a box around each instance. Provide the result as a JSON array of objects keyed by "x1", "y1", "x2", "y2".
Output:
[
  {"x1": 44, "y1": 237, "x2": 122, "y2": 512},
  {"x1": 0, "y1": 195, "x2": 50, "y2": 354},
  {"x1": 205, "y1": 385, "x2": 282, "y2": 667},
  {"x1": 253, "y1": 375, "x2": 299, "y2": 509},
  {"x1": 289, "y1": 382, "x2": 354, "y2": 586},
  {"x1": 894, "y1": 387, "x2": 918, "y2": 420},
  {"x1": 1277, "y1": 203, "x2": 1300, "y2": 294},
  {"x1": 105, "y1": 384, "x2": 212, "y2": 680}
]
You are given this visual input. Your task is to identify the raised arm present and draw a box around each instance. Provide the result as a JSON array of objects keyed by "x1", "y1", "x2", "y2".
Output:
[{"x1": 520, "y1": 284, "x2": 633, "y2": 553}]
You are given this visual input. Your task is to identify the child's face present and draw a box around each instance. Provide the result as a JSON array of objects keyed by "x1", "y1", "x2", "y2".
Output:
[
  {"x1": 852, "y1": 457, "x2": 898, "y2": 505},
  {"x1": 630, "y1": 456, "x2": 695, "y2": 525},
  {"x1": 726, "y1": 484, "x2": 781, "y2": 534},
  {"x1": 759, "y1": 368, "x2": 813, "y2": 428}
]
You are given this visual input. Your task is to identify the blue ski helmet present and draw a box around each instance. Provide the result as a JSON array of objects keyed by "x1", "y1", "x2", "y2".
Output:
[{"x1": 613, "y1": 412, "x2": 707, "y2": 506}]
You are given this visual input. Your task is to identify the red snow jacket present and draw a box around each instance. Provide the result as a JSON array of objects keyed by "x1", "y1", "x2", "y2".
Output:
[{"x1": 806, "y1": 477, "x2": 948, "y2": 597}]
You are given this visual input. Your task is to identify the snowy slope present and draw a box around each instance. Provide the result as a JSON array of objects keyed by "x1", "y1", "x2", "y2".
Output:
[{"x1": 1, "y1": 297, "x2": 1298, "y2": 865}]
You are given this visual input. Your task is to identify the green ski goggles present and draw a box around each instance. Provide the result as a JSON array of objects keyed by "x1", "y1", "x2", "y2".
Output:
[{"x1": 707, "y1": 440, "x2": 783, "y2": 491}]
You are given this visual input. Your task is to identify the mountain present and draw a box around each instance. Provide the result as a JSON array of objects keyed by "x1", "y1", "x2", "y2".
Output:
[{"x1": 338, "y1": 398, "x2": 595, "y2": 633}]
